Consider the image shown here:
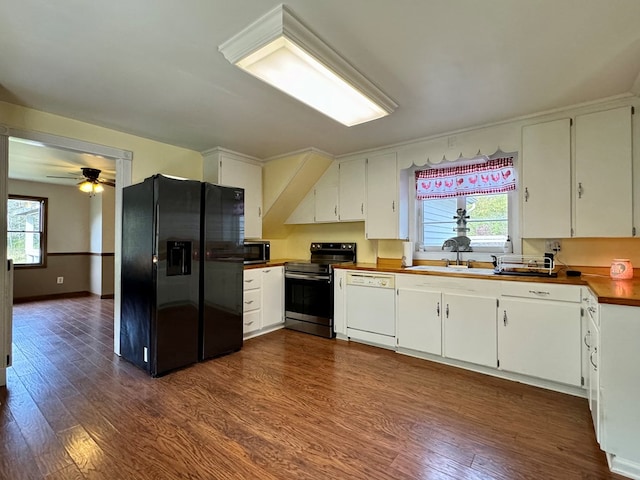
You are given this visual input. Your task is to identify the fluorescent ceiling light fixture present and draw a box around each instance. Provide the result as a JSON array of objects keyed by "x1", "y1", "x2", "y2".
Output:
[{"x1": 219, "y1": 4, "x2": 397, "y2": 126}]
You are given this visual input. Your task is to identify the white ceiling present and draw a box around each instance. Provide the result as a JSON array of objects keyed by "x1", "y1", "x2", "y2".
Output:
[{"x1": 2, "y1": 0, "x2": 640, "y2": 173}]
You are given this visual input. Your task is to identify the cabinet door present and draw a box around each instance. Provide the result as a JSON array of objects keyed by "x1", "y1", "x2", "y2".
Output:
[
  {"x1": 575, "y1": 106, "x2": 633, "y2": 237},
  {"x1": 499, "y1": 298, "x2": 581, "y2": 386},
  {"x1": 261, "y1": 267, "x2": 283, "y2": 329},
  {"x1": 366, "y1": 152, "x2": 399, "y2": 239},
  {"x1": 397, "y1": 288, "x2": 442, "y2": 355},
  {"x1": 220, "y1": 157, "x2": 263, "y2": 239},
  {"x1": 333, "y1": 269, "x2": 346, "y2": 335},
  {"x1": 588, "y1": 315, "x2": 600, "y2": 443},
  {"x1": 443, "y1": 293, "x2": 497, "y2": 368},
  {"x1": 339, "y1": 159, "x2": 366, "y2": 221},
  {"x1": 314, "y1": 186, "x2": 339, "y2": 222},
  {"x1": 522, "y1": 118, "x2": 571, "y2": 238}
]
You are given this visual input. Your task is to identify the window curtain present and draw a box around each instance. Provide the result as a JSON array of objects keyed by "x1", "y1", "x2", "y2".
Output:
[{"x1": 416, "y1": 156, "x2": 516, "y2": 199}]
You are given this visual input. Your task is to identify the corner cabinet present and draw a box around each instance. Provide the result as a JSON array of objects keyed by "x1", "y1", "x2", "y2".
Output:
[
  {"x1": 574, "y1": 106, "x2": 633, "y2": 237},
  {"x1": 203, "y1": 148, "x2": 263, "y2": 239},
  {"x1": 521, "y1": 118, "x2": 572, "y2": 238},
  {"x1": 365, "y1": 152, "x2": 408, "y2": 240}
]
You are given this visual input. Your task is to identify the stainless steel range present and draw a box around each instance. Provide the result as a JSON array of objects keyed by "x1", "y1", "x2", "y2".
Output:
[{"x1": 284, "y1": 243, "x2": 357, "y2": 338}]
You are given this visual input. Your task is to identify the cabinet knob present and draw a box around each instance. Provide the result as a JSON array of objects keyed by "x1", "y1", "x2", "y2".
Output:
[
  {"x1": 445, "y1": 304, "x2": 449, "y2": 318},
  {"x1": 503, "y1": 311, "x2": 508, "y2": 326},
  {"x1": 436, "y1": 302, "x2": 440, "y2": 316},
  {"x1": 524, "y1": 187, "x2": 529, "y2": 202}
]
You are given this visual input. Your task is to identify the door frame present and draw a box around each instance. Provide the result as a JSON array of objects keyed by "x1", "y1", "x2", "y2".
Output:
[{"x1": 0, "y1": 125, "x2": 132, "y2": 356}]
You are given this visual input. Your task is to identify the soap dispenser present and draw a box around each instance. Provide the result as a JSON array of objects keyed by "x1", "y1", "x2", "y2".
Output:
[{"x1": 503, "y1": 236, "x2": 513, "y2": 254}]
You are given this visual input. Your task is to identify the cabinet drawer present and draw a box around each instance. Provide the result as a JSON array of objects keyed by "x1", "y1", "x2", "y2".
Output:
[
  {"x1": 243, "y1": 289, "x2": 261, "y2": 312},
  {"x1": 501, "y1": 281, "x2": 581, "y2": 303},
  {"x1": 243, "y1": 310, "x2": 260, "y2": 333},
  {"x1": 243, "y1": 269, "x2": 262, "y2": 290}
]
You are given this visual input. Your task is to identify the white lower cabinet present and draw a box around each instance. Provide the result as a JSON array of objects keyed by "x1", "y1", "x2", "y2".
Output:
[
  {"x1": 498, "y1": 297, "x2": 582, "y2": 386},
  {"x1": 599, "y1": 304, "x2": 640, "y2": 475},
  {"x1": 243, "y1": 266, "x2": 284, "y2": 336},
  {"x1": 587, "y1": 311, "x2": 600, "y2": 443},
  {"x1": 333, "y1": 269, "x2": 347, "y2": 336},
  {"x1": 261, "y1": 267, "x2": 284, "y2": 329},
  {"x1": 443, "y1": 293, "x2": 497, "y2": 368},
  {"x1": 397, "y1": 288, "x2": 442, "y2": 355}
]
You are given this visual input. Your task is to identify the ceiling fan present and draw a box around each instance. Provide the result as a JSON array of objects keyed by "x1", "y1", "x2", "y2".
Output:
[{"x1": 47, "y1": 167, "x2": 116, "y2": 193}]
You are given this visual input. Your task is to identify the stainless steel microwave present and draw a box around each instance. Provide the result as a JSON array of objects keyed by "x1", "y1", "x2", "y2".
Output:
[{"x1": 243, "y1": 241, "x2": 270, "y2": 264}]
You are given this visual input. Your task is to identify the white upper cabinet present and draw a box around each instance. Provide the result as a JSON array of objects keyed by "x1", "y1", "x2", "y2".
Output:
[
  {"x1": 574, "y1": 106, "x2": 633, "y2": 237},
  {"x1": 521, "y1": 118, "x2": 572, "y2": 238},
  {"x1": 338, "y1": 158, "x2": 366, "y2": 221},
  {"x1": 203, "y1": 148, "x2": 263, "y2": 239},
  {"x1": 365, "y1": 152, "x2": 408, "y2": 239},
  {"x1": 314, "y1": 162, "x2": 339, "y2": 222}
]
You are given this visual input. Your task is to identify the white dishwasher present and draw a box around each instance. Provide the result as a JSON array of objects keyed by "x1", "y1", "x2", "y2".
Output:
[{"x1": 346, "y1": 272, "x2": 396, "y2": 348}]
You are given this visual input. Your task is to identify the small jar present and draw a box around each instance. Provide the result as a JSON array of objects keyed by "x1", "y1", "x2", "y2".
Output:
[{"x1": 610, "y1": 259, "x2": 633, "y2": 280}]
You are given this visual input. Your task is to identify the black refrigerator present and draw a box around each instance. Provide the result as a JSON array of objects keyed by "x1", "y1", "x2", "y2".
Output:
[{"x1": 120, "y1": 175, "x2": 244, "y2": 377}]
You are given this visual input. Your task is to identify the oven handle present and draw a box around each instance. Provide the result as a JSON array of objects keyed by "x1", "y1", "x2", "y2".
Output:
[{"x1": 285, "y1": 272, "x2": 331, "y2": 282}]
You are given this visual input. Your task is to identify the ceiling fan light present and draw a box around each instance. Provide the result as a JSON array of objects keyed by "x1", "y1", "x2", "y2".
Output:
[
  {"x1": 94, "y1": 183, "x2": 104, "y2": 193},
  {"x1": 218, "y1": 5, "x2": 397, "y2": 126},
  {"x1": 79, "y1": 181, "x2": 94, "y2": 193}
]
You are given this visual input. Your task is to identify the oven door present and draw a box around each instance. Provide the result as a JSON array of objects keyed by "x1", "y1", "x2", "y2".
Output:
[{"x1": 284, "y1": 272, "x2": 334, "y2": 338}]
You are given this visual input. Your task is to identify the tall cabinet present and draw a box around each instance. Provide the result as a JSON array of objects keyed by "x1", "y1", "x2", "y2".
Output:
[
  {"x1": 366, "y1": 152, "x2": 408, "y2": 240},
  {"x1": 203, "y1": 148, "x2": 263, "y2": 239}
]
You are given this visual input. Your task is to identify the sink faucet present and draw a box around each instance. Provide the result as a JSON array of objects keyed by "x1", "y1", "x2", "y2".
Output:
[{"x1": 442, "y1": 236, "x2": 472, "y2": 266}]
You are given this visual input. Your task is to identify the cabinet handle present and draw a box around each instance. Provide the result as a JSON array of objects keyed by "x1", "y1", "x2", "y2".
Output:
[
  {"x1": 578, "y1": 182, "x2": 583, "y2": 199},
  {"x1": 524, "y1": 187, "x2": 529, "y2": 202},
  {"x1": 334, "y1": 206, "x2": 337, "y2": 216},
  {"x1": 264, "y1": 269, "x2": 271, "y2": 273},
  {"x1": 245, "y1": 279, "x2": 253, "y2": 283},
  {"x1": 588, "y1": 306, "x2": 597, "y2": 314},
  {"x1": 258, "y1": 207, "x2": 262, "y2": 217},
  {"x1": 583, "y1": 331, "x2": 591, "y2": 349},
  {"x1": 244, "y1": 321, "x2": 254, "y2": 326},
  {"x1": 436, "y1": 302, "x2": 440, "y2": 316},
  {"x1": 339, "y1": 277, "x2": 342, "y2": 288},
  {"x1": 392, "y1": 200, "x2": 395, "y2": 212},
  {"x1": 361, "y1": 203, "x2": 364, "y2": 214},
  {"x1": 244, "y1": 300, "x2": 253, "y2": 305},
  {"x1": 590, "y1": 348, "x2": 598, "y2": 371},
  {"x1": 445, "y1": 304, "x2": 449, "y2": 318},
  {"x1": 503, "y1": 311, "x2": 508, "y2": 326},
  {"x1": 528, "y1": 290, "x2": 550, "y2": 296}
]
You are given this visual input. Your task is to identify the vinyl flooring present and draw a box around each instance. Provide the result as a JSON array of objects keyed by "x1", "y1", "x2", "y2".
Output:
[{"x1": 0, "y1": 296, "x2": 624, "y2": 479}]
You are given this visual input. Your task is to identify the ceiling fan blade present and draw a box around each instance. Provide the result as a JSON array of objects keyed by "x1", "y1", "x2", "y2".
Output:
[
  {"x1": 101, "y1": 180, "x2": 116, "y2": 187},
  {"x1": 46, "y1": 175, "x2": 82, "y2": 180}
]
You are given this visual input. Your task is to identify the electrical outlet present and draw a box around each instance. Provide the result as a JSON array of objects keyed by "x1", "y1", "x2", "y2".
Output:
[
  {"x1": 545, "y1": 239, "x2": 561, "y2": 252},
  {"x1": 56, "y1": 276, "x2": 64, "y2": 284}
]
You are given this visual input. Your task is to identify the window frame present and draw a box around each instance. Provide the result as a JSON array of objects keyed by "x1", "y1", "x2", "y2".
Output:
[
  {"x1": 7, "y1": 194, "x2": 48, "y2": 269},
  {"x1": 409, "y1": 164, "x2": 520, "y2": 261}
]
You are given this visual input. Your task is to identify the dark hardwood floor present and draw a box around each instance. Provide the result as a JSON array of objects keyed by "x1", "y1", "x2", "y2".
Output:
[{"x1": 0, "y1": 296, "x2": 623, "y2": 479}]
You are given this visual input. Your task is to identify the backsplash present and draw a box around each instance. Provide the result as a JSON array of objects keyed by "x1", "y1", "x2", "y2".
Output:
[{"x1": 523, "y1": 238, "x2": 640, "y2": 268}]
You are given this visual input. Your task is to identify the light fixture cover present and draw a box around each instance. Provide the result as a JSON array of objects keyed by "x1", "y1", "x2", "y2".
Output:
[{"x1": 219, "y1": 5, "x2": 397, "y2": 126}]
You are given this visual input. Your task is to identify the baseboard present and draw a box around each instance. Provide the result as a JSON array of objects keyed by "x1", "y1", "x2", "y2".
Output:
[
  {"x1": 100, "y1": 294, "x2": 114, "y2": 299},
  {"x1": 13, "y1": 291, "x2": 93, "y2": 304},
  {"x1": 609, "y1": 453, "x2": 640, "y2": 480}
]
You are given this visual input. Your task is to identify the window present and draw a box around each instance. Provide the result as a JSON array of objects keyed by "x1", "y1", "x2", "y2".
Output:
[
  {"x1": 7, "y1": 195, "x2": 47, "y2": 267},
  {"x1": 420, "y1": 193, "x2": 509, "y2": 249},
  {"x1": 415, "y1": 154, "x2": 516, "y2": 253}
]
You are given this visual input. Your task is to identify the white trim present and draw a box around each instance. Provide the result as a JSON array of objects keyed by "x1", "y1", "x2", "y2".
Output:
[
  {"x1": 264, "y1": 146, "x2": 335, "y2": 163},
  {"x1": 0, "y1": 134, "x2": 8, "y2": 386},
  {"x1": 608, "y1": 454, "x2": 640, "y2": 480}
]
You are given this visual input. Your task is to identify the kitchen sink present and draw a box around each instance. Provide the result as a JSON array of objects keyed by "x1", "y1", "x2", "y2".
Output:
[{"x1": 404, "y1": 265, "x2": 496, "y2": 276}]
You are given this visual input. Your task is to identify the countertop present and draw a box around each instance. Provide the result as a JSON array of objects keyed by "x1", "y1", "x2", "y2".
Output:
[
  {"x1": 334, "y1": 262, "x2": 640, "y2": 307},
  {"x1": 242, "y1": 259, "x2": 640, "y2": 307}
]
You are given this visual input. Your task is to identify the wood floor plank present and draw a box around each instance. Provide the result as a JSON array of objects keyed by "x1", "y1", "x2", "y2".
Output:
[{"x1": 2, "y1": 296, "x2": 622, "y2": 479}]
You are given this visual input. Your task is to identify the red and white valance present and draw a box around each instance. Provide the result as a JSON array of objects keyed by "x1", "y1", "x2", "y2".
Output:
[{"x1": 416, "y1": 156, "x2": 516, "y2": 199}]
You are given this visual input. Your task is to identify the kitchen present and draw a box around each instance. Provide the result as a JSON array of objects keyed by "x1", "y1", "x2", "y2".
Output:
[{"x1": 2, "y1": 1, "x2": 640, "y2": 479}]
